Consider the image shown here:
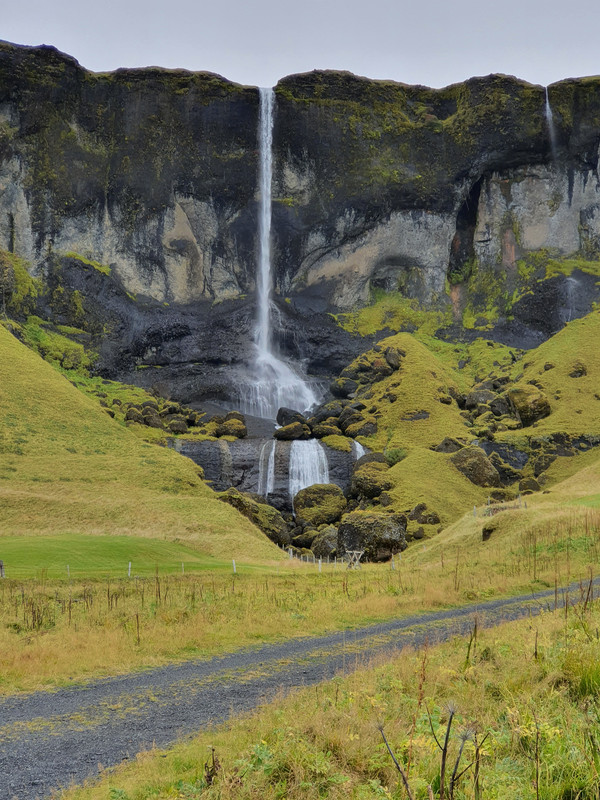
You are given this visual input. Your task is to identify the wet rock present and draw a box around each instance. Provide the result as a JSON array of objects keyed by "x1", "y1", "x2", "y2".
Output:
[
  {"x1": 276, "y1": 407, "x2": 308, "y2": 427},
  {"x1": 293, "y1": 483, "x2": 347, "y2": 526},
  {"x1": 338, "y1": 511, "x2": 407, "y2": 561}
]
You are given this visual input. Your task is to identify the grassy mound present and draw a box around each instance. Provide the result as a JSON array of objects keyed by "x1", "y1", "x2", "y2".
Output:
[{"x1": 0, "y1": 324, "x2": 279, "y2": 561}]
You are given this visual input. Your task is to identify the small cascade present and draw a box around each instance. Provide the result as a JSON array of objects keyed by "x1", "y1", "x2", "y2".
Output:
[
  {"x1": 257, "y1": 439, "x2": 276, "y2": 497},
  {"x1": 545, "y1": 87, "x2": 558, "y2": 160},
  {"x1": 353, "y1": 440, "x2": 366, "y2": 460},
  {"x1": 563, "y1": 275, "x2": 580, "y2": 323},
  {"x1": 289, "y1": 439, "x2": 329, "y2": 501},
  {"x1": 241, "y1": 87, "x2": 318, "y2": 420}
]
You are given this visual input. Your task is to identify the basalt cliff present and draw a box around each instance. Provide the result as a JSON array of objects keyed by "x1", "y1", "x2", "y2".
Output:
[{"x1": 1, "y1": 40, "x2": 600, "y2": 406}]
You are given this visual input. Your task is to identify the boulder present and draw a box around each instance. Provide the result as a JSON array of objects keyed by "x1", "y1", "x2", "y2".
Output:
[
  {"x1": 505, "y1": 386, "x2": 551, "y2": 427},
  {"x1": 355, "y1": 452, "x2": 387, "y2": 468},
  {"x1": 225, "y1": 410, "x2": 246, "y2": 423},
  {"x1": 433, "y1": 437, "x2": 464, "y2": 454},
  {"x1": 311, "y1": 526, "x2": 338, "y2": 559},
  {"x1": 338, "y1": 511, "x2": 407, "y2": 561},
  {"x1": 312, "y1": 423, "x2": 343, "y2": 438},
  {"x1": 350, "y1": 461, "x2": 392, "y2": 499},
  {"x1": 384, "y1": 346, "x2": 404, "y2": 369},
  {"x1": 330, "y1": 377, "x2": 358, "y2": 398},
  {"x1": 488, "y1": 452, "x2": 521, "y2": 485},
  {"x1": 124, "y1": 407, "x2": 144, "y2": 424},
  {"x1": 519, "y1": 477, "x2": 541, "y2": 493},
  {"x1": 345, "y1": 418, "x2": 377, "y2": 438},
  {"x1": 465, "y1": 389, "x2": 497, "y2": 410},
  {"x1": 216, "y1": 418, "x2": 247, "y2": 438},
  {"x1": 293, "y1": 483, "x2": 347, "y2": 526},
  {"x1": 489, "y1": 396, "x2": 511, "y2": 417},
  {"x1": 450, "y1": 446, "x2": 501, "y2": 487},
  {"x1": 276, "y1": 407, "x2": 308, "y2": 427},
  {"x1": 218, "y1": 488, "x2": 290, "y2": 547},
  {"x1": 274, "y1": 421, "x2": 311, "y2": 440},
  {"x1": 168, "y1": 418, "x2": 189, "y2": 434}
]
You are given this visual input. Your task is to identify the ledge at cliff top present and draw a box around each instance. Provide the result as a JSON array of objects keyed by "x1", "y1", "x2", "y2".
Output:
[{"x1": 1, "y1": 41, "x2": 600, "y2": 406}]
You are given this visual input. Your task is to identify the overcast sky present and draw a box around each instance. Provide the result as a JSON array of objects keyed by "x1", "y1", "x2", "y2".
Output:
[{"x1": 3, "y1": 0, "x2": 600, "y2": 89}]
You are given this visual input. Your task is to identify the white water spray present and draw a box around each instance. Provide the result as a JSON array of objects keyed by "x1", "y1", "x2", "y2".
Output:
[
  {"x1": 241, "y1": 88, "x2": 318, "y2": 420},
  {"x1": 545, "y1": 87, "x2": 558, "y2": 161},
  {"x1": 353, "y1": 440, "x2": 366, "y2": 460},
  {"x1": 289, "y1": 440, "x2": 329, "y2": 500}
]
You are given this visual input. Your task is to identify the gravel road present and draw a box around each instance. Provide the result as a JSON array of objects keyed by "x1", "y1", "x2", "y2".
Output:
[{"x1": 0, "y1": 578, "x2": 592, "y2": 800}]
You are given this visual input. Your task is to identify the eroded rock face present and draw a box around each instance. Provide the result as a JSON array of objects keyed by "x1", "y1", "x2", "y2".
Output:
[{"x1": 218, "y1": 488, "x2": 291, "y2": 547}]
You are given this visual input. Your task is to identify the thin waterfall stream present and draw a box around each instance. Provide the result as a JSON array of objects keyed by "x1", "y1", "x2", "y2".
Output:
[{"x1": 242, "y1": 88, "x2": 318, "y2": 421}]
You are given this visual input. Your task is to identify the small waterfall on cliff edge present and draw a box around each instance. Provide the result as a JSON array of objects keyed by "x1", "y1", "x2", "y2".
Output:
[
  {"x1": 545, "y1": 87, "x2": 558, "y2": 160},
  {"x1": 241, "y1": 88, "x2": 318, "y2": 420},
  {"x1": 353, "y1": 441, "x2": 366, "y2": 460},
  {"x1": 289, "y1": 440, "x2": 329, "y2": 500},
  {"x1": 257, "y1": 440, "x2": 276, "y2": 497}
]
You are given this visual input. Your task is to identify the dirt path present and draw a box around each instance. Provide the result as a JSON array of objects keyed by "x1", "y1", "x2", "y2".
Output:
[{"x1": 0, "y1": 579, "x2": 590, "y2": 799}]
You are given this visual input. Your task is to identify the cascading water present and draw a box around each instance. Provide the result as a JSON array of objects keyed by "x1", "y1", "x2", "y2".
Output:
[
  {"x1": 353, "y1": 441, "x2": 366, "y2": 460},
  {"x1": 242, "y1": 88, "x2": 318, "y2": 420},
  {"x1": 257, "y1": 439, "x2": 276, "y2": 497},
  {"x1": 289, "y1": 439, "x2": 329, "y2": 501},
  {"x1": 545, "y1": 87, "x2": 558, "y2": 160}
]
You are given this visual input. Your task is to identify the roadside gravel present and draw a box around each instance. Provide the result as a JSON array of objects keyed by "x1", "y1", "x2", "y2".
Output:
[{"x1": 0, "y1": 578, "x2": 591, "y2": 800}]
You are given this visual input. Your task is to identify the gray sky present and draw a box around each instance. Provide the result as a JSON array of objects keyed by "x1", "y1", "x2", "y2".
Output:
[{"x1": 3, "y1": 0, "x2": 600, "y2": 88}]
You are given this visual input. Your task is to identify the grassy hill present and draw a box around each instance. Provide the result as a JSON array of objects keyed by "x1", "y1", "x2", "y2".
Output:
[{"x1": 0, "y1": 324, "x2": 279, "y2": 562}]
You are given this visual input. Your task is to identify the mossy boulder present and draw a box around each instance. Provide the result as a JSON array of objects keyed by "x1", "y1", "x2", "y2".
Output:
[
  {"x1": 330, "y1": 377, "x2": 359, "y2": 398},
  {"x1": 450, "y1": 446, "x2": 501, "y2": 487},
  {"x1": 276, "y1": 407, "x2": 308, "y2": 427},
  {"x1": 218, "y1": 488, "x2": 290, "y2": 546},
  {"x1": 350, "y1": 461, "x2": 392, "y2": 498},
  {"x1": 519, "y1": 477, "x2": 541, "y2": 493},
  {"x1": 312, "y1": 422, "x2": 343, "y2": 438},
  {"x1": 168, "y1": 417, "x2": 189, "y2": 434},
  {"x1": 274, "y1": 421, "x2": 311, "y2": 440},
  {"x1": 337, "y1": 511, "x2": 407, "y2": 562},
  {"x1": 311, "y1": 526, "x2": 338, "y2": 559},
  {"x1": 465, "y1": 389, "x2": 497, "y2": 410},
  {"x1": 345, "y1": 418, "x2": 377, "y2": 437},
  {"x1": 505, "y1": 385, "x2": 551, "y2": 427},
  {"x1": 293, "y1": 483, "x2": 347, "y2": 526},
  {"x1": 216, "y1": 418, "x2": 247, "y2": 438}
]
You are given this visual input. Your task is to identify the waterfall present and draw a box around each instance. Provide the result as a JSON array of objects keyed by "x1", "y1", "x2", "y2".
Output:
[
  {"x1": 241, "y1": 88, "x2": 318, "y2": 420},
  {"x1": 353, "y1": 440, "x2": 366, "y2": 460},
  {"x1": 257, "y1": 439, "x2": 276, "y2": 496},
  {"x1": 545, "y1": 87, "x2": 558, "y2": 160},
  {"x1": 289, "y1": 440, "x2": 329, "y2": 500}
]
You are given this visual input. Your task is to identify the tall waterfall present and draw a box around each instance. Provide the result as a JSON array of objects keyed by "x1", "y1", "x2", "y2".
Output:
[
  {"x1": 545, "y1": 87, "x2": 558, "y2": 160},
  {"x1": 241, "y1": 88, "x2": 318, "y2": 420},
  {"x1": 289, "y1": 440, "x2": 329, "y2": 500}
]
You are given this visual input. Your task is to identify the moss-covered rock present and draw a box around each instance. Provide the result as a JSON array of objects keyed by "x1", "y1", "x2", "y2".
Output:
[
  {"x1": 311, "y1": 526, "x2": 338, "y2": 559},
  {"x1": 345, "y1": 418, "x2": 378, "y2": 437},
  {"x1": 218, "y1": 488, "x2": 290, "y2": 547},
  {"x1": 449, "y1": 446, "x2": 501, "y2": 487},
  {"x1": 337, "y1": 511, "x2": 407, "y2": 562},
  {"x1": 293, "y1": 483, "x2": 347, "y2": 526},
  {"x1": 215, "y1": 418, "x2": 247, "y2": 438},
  {"x1": 274, "y1": 421, "x2": 311, "y2": 440},
  {"x1": 350, "y1": 461, "x2": 392, "y2": 498},
  {"x1": 312, "y1": 422, "x2": 343, "y2": 438},
  {"x1": 330, "y1": 377, "x2": 358, "y2": 398},
  {"x1": 505, "y1": 385, "x2": 551, "y2": 427}
]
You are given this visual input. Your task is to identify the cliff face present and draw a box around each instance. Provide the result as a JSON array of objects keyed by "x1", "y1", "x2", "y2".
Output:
[
  {"x1": 1, "y1": 42, "x2": 600, "y2": 402},
  {"x1": 0, "y1": 42, "x2": 260, "y2": 303}
]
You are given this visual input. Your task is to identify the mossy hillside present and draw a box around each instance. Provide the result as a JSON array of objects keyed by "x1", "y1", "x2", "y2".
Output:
[
  {"x1": 494, "y1": 311, "x2": 600, "y2": 440},
  {"x1": 0, "y1": 324, "x2": 279, "y2": 560},
  {"x1": 347, "y1": 333, "x2": 468, "y2": 451}
]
